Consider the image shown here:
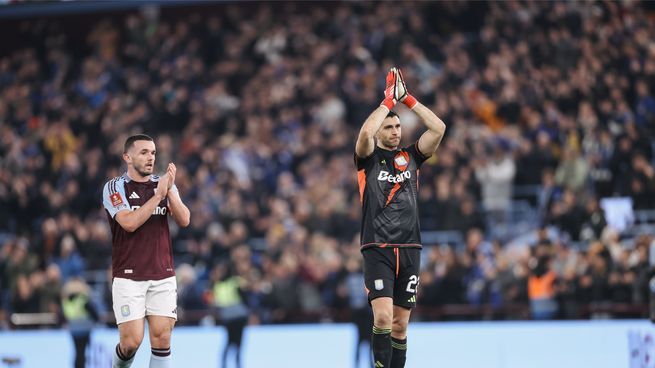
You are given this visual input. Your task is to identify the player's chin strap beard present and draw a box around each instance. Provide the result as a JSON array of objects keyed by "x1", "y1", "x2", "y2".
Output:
[
  {"x1": 135, "y1": 166, "x2": 151, "y2": 178},
  {"x1": 382, "y1": 141, "x2": 398, "y2": 150},
  {"x1": 376, "y1": 138, "x2": 398, "y2": 151}
]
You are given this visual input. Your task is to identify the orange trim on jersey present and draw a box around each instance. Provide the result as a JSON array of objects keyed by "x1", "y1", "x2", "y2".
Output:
[
  {"x1": 385, "y1": 183, "x2": 401, "y2": 206},
  {"x1": 379, "y1": 243, "x2": 388, "y2": 248},
  {"x1": 365, "y1": 286, "x2": 370, "y2": 295},
  {"x1": 416, "y1": 169, "x2": 420, "y2": 191},
  {"x1": 357, "y1": 169, "x2": 366, "y2": 203},
  {"x1": 394, "y1": 248, "x2": 399, "y2": 277}
]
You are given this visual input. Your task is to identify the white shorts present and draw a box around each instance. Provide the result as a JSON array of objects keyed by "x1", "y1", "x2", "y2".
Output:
[{"x1": 112, "y1": 276, "x2": 178, "y2": 325}]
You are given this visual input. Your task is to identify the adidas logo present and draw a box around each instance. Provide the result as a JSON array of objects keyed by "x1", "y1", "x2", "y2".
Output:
[
  {"x1": 407, "y1": 295, "x2": 416, "y2": 303},
  {"x1": 375, "y1": 361, "x2": 385, "y2": 367},
  {"x1": 129, "y1": 192, "x2": 140, "y2": 199}
]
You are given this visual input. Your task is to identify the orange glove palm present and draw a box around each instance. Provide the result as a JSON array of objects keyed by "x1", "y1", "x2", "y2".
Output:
[{"x1": 380, "y1": 67, "x2": 397, "y2": 111}]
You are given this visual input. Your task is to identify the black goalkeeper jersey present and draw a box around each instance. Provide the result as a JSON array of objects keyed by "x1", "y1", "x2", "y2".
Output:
[{"x1": 355, "y1": 142, "x2": 429, "y2": 250}]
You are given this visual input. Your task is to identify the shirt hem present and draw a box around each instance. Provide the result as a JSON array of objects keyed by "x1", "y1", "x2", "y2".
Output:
[
  {"x1": 112, "y1": 272, "x2": 175, "y2": 282},
  {"x1": 360, "y1": 243, "x2": 422, "y2": 251}
]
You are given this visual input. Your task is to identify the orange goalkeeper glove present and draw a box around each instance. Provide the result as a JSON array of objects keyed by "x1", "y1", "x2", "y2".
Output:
[{"x1": 380, "y1": 67, "x2": 397, "y2": 111}]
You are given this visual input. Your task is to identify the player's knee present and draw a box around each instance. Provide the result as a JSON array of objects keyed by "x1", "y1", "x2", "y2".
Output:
[
  {"x1": 392, "y1": 316, "x2": 408, "y2": 335},
  {"x1": 150, "y1": 328, "x2": 172, "y2": 348},
  {"x1": 120, "y1": 336, "x2": 142, "y2": 357},
  {"x1": 373, "y1": 309, "x2": 393, "y2": 328}
]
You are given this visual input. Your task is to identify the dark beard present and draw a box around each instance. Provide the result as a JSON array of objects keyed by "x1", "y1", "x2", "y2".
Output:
[
  {"x1": 381, "y1": 140, "x2": 398, "y2": 150},
  {"x1": 134, "y1": 166, "x2": 151, "y2": 178}
]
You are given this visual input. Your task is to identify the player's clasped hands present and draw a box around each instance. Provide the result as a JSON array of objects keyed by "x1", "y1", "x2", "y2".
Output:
[
  {"x1": 381, "y1": 66, "x2": 418, "y2": 111},
  {"x1": 381, "y1": 67, "x2": 398, "y2": 110},
  {"x1": 155, "y1": 163, "x2": 176, "y2": 199},
  {"x1": 155, "y1": 174, "x2": 170, "y2": 200},
  {"x1": 166, "y1": 163, "x2": 176, "y2": 190}
]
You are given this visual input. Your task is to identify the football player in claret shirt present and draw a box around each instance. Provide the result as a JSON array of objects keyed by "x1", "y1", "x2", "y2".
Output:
[
  {"x1": 355, "y1": 68, "x2": 446, "y2": 368},
  {"x1": 102, "y1": 134, "x2": 190, "y2": 368}
]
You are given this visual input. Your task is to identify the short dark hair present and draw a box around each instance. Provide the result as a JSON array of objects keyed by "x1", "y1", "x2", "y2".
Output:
[
  {"x1": 123, "y1": 134, "x2": 154, "y2": 153},
  {"x1": 386, "y1": 110, "x2": 399, "y2": 119}
]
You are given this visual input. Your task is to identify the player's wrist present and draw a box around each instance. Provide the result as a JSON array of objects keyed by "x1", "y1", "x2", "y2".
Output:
[
  {"x1": 402, "y1": 94, "x2": 418, "y2": 109},
  {"x1": 380, "y1": 98, "x2": 395, "y2": 111},
  {"x1": 155, "y1": 191, "x2": 167, "y2": 201}
]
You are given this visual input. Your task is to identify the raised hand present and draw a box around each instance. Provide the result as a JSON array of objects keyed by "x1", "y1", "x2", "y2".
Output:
[
  {"x1": 155, "y1": 173, "x2": 170, "y2": 200},
  {"x1": 395, "y1": 68, "x2": 418, "y2": 109},
  {"x1": 166, "y1": 163, "x2": 176, "y2": 190},
  {"x1": 381, "y1": 67, "x2": 398, "y2": 111}
]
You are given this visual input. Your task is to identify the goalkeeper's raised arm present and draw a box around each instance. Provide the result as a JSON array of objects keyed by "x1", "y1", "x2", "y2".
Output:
[
  {"x1": 394, "y1": 67, "x2": 447, "y2": 158},
  {"x1": 355, "y1": 68, "x2": 400, "y2": 158}
]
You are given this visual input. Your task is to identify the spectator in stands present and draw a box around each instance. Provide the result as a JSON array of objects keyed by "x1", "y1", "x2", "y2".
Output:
[
  {"x1": 550, "y1": 190, "x2": 586, "y2": 241},
  {"x1": 4, "y1": 239, "x2": 37, "y2": 306},
  {"x1": 554, "y1": 264, "x2": 579, "y2": 319},
  {"x1": 555, "y1": 147, "x2": 589, "y2": 192},
  {"x1": 176, "y1": 263, "x2": 206, "y2": 317},
  {"x1": 528, "y1": 247, "x2": 557, "y2": 320},
  {"x1": 53, "y1": 235, "x2": 85, "y2": 282},
  {"x1": 608, "y1": 249, "x2": 635, "y2": 304},
  {"x1": 496, "y1": 255, "x2": 528, "y2": 309},
  {"x1": 433, "y1": 246, "x2": 467, "y2": 306},
  {"x1": 39, "y1": 264, "x2": 63, "y2": 315},
  {"x1": 474, "y1": 144, "x2": 516, "y2": 227},
  {"x1": 579, "y1": 197, "x2": 607, "y2": 242},
  {"x1": 12, "y1": 274, "x2": 40, "y2": 315},
  {"x1": 631, "y1": 237, "x2": 653, "y2": 305},
  {"x1": 629, "y1": 153, "x2": 655, "y2": 209},
  {"x1": 453, "y1": 197, "x2": 487, "y2": 238}
]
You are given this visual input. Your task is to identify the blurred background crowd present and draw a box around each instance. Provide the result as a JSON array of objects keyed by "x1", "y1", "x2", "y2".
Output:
[{"x1": 1, "y1": 0, "x2": 655, "y2": 329}]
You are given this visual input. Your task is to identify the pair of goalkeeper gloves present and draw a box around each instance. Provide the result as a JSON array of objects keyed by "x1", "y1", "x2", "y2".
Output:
[{"x1": 381, "y1": 67, "x2": 418, "y2": 111}]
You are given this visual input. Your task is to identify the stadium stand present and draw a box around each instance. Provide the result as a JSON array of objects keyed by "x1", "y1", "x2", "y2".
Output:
[{"x1": 0, "y1": 1, "x2": 654, "y2": 329}]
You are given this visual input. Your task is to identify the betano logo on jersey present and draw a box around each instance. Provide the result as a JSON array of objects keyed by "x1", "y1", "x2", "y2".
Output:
[
  {"x1": 130, "y1": 205, "x2": 167, "y2": 215},
  {"x1": 377, "y1": 170, "x2": 411, "y2": 183}
]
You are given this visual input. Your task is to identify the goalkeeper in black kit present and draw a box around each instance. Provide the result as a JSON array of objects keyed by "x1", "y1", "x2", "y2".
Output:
[{"x1": 354, "y1": 67, "x2": 446, "y2": 368}]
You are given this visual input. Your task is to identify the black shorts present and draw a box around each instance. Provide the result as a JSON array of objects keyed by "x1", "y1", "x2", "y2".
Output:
[{"x1": 362, "y1": 247, "x2": 421, "y2": 309}]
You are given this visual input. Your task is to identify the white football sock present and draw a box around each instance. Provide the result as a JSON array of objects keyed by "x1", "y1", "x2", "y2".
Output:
[
  {"x1": 112, "y1": 344, "x2": 135, "y2": 368},
  {"x1": 149, "y1": 347, "x2": 172, "y2": 368}
]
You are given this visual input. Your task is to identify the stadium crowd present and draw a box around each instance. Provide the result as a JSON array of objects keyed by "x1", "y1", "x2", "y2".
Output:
[{"x1": 1, "y1": 1, "x2": 655, "y2": 328}]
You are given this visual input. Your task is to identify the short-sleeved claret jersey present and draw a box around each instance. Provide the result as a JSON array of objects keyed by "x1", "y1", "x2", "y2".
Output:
[
  {"x1": 102, "y1": 173, "x2": 177, "y2": 281},
  {"x1": 355, "y1": 143, "x2": 429, "y2": 250}
]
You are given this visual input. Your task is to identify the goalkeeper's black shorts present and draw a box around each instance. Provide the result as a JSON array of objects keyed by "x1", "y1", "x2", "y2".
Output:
[{"x1": 362, "y1": 247, "x2": 421, "y2": 309}]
